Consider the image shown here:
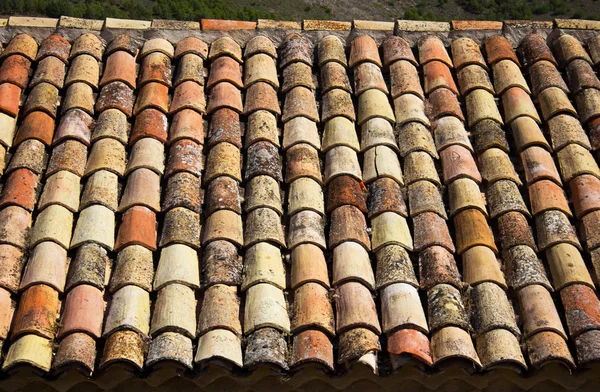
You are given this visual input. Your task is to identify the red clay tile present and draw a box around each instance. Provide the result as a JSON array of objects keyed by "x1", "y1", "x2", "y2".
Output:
[
  {"x1": 329, "y1": 205, "x2": 370, "y2": 250},
  {"x1": 139, "y1": 52, "x2": 172, "y2": 87},
  {"x1": 205, "y1": 175, "x2": 241, "y2": 215},
  {"x1": 207, "y1": 108, "x2": 241, "y2": 148},
  {"x1": 208, "y1": 56, "x2": 243, "y2": 89},
  {"x1": 335, "y1": 282, "x2": 381, "y2": 334},
  {"x1": 518, "y1": 33, "x2": 557, "y2": 68},
  {"x1": 349, "y1": 35, "x2": 382, "y2": 68},
  {"x1": 244, "y1": 81, "x2": 281, "y2": 116},
  {"x1": 169, "y1": 109, "x2": 205, "y2": 145},
  {"x1": 134, "y1": 82, "x2": 170, "y2": 115},
  {"x1": 29, "y1": 56, "x2": 65, "y2": 89},
  {"x1": 440, "y1": 144, "x2": 482, "y2": 184},
  {"x1": 0, "y1": 206, "x2": 32, "y2": 249},
  {"x1": 454, "y1": 209, "x2": 498, "y2": 254},
  {"x1": 100, "y1": 51, "x2": 137, "y2": 89},
  {"x1": 163, "y1": 172, "x2": 201, "y2": 213},
  {"x1": 413, "y1": 211, "x2": 455, "y2": 253},
  {"x1": 451, "y1": 37, "x2": 487, "y2": 71},
  {"x1": 529, "y1": 60, "x2": 569, "y2": 97},
  {"x1": 423, "y1": 61, "x2": 458, "y2": 95},
  {"x1": 0, "y1": 244, "x2": 25, "y2": 293},
  {"x1": 165, "y1": 139, "x2": 203, "y2": 178},
  {"x1": 207, "y1": 82, "x2": 242, "y2": 114},
  {"x1": 0, "y1": 82, "x2": 21, "y2": 117},
  {"x1": 58, "y1": 284, "x2": 104, "y2": 338},
  {"x1": 96, "y1": 81, "x2": 134, "y2": 117},
  {"x1": 53, "y1": 332, "x2": 96, "y2": 373},
  {"x1": 521, "y1": 146, "x2": 562, "y2": 185},
  {"x1": 201, "y1": 240, "x2": 242, "y2": 287},
  {"x1": 0, "y1": 168, "x2": 40, "y2": 211},
  {"x1": 115, "y1": 206, "x2": 157, "y2": 251},
  {"x1": 11, "y1": 284, "x2": 59, "y2": 339},
  {"x1": 0, "y1": 55, "x2": 31, "y2": 89},
  {"x1": 0, "y1": 288, "x2": 15, "y2": 339},
  {"x1": 367, "y1": 177, "x2": 408, "y2": 218},
  {"x1": 291, "y1": 282, "x2": 335, "y2": 335},
  {"x1": 485, "y1": 35, "x2": 520, "y2": 66},
  {"x1": 53, "y1": 108, "x2": 94, "y2": 146},
  {"x1": 566, "y1": 59, "x2": 600, "y2": 94},
  {"x1": 1, "y1": 34, "x2": 38, "y2": 62},
  {"x1": 529, "y1": 179, "x2": 571, "y2": 217},
  {"x1": 497, "y1": 211, "x2": 537, "y2": 251},
  {"x1": 419, "y1": 35, "x2": 452, "y2": 67},
  {"x1": 575, "y1": 329, "x2": 600, "y2": 367},
  {"x1": 280, "y1": 34, "x2": 313, "y2": 69},
  {"x1": 326, "y1": 175, "x2": 368, "y2": 214},
  {"x1": 582, "y1": 209, "x2": 600, "y2": 250},
  {"x1": 428, "y1": 87, "x2": 463, "y2": 120},
  {"x1": 382, "y1": 35, "x2": 417, "y2": 67},
  {"x1": 571, "y1": 174, "x2": 600, "y2": 218},
  {"x1": 282, "y1": 86, "x2": 319, "y2": 123},
  {"x1": 130, "y1": 108, "x2": 168, "y2": 145},
  {"x1": 105, "y1": 34, "x2": 138, "y2": 57},
  {"x1": 526, "y1": 330, "x2": 575, "y2": 370},
  {"x1": 37, "y1": 34, "x2": 70, "y2": 64},
  {"x1": 387, "y1": 328, "x2": 433, "y2": 367},
  {"x1": 560, "y1": 284, "x2": 600, "y2": 337},
  {"x1": 201, "y1": 19, "x2": 256, "y2": 30},
  {"x1": 419, "y1": 245, "x2": 461, "y2": 290},
  {"x1": 119, "y1": 168, "x2": 161, "y2": 212},
  {"x1": 175, "y1": 37, "x2": 208, "y2": 60},
  {"x1": 291, "y1": 329, "x2": 334, "y2": 370}
]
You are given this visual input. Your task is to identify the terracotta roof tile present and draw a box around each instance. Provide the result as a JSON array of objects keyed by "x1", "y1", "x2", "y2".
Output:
[
  {"x1": 485, "y1": 35, "x2": 520, "y2": 66},
  {"x1": 419, "y1": 35, "x2": 452, "y2": 67},
  {"x1": 0, "y1": 55, "x2": 31, "y2": 89},
  {"x1": 175, "y1": 37, "x2": 207, "y2": 60},
  {"x1": 1, "y1": 34, "x2": 38, "y2": 62},
  {"x1": 518, "y1": 33, "x2": 557, "y2": 68},
  {"x1": 0, "y1": 82, "x2": 21, "y2": 117},
  {"x1": 554, "y1": 34, "x2": 592, "y2": 68}
]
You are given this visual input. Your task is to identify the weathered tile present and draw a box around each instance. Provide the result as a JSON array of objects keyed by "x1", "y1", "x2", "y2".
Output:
[
  {"x1": 451, "y1": 37, "x2": 487, "y2": 71},
  {"x1": 428, "y1": 283, "x2": 469, "y2": 332},
  {"x1": 159, "y1": 207, "x2": 200, "y2": 249},
  {"x1": 29, "y1": 56, "x2": 65, "y2": 89},
  {"x1": 244, "y1": 283, "x2": 290, "y2": 333},
  {"x1": 548, "y1": 113, "x2": 591, "y2": 152},
  {"x1": 242, "y1": 242, "x2": 285, "y2": 290},
  {"x1": 92, "y1": 109, "x2": 129, "y2": 145},
  {"x1": 0, "y1": 168, "x2": 40, "y2": 212},
  {"x1": 419, "y1": 246, "x2": 461, "y2": 290},
  {"x1": 195, "y1": 329, "x2": 242, "y2": 367},
  {"x1": 457, "y1": 64, "x2": 494, "y2": 95},
  {"x1": 413, "y1": 211, "x2": 455, "y2": 253},
  {"x1": 245, "y1": 140, "x2": 282, "y2": 182},
  {"x1": 245, "y1": 36, "x2": 277, "y2": 59},
  {"x1": 154, "y1": 244, "x2": 199, "y2": 290},
  {"x1": 326, "y1": 175, "x2": 367, "y2": 214},
  {"x1": 333, "y1": 241, "x2": 375, "y2": 289},
  {"x1": 485, "y1": 35, "x2": 519, "y2": 66},
  {"x1": 502, "y1": 86, "x2": 541, "y2": 124},
  {"x1": 244, "y1": 207, "x2": 285, "y2": 247},
  {"x1": 390, "y1": 60, "x2": 424, "y2": 99},
  {"x1": 3, "y1": 334, "x2": 53, "y2": 372},
  {"x1": 244, "y1": 175, "x2": 283, "y2": 215},
  {"x1": 244, "y1": 326, "x2": 288, "y2": 369},
  {"x1": 486, "y1": 179, "x2": 529, "y2": 218},
  {"x1": 288, "y1": 210, "x2": 326, "y2": 250},
  {"x1": 558, "y1": 143, "x2": 600, "y2": 182},
  {"x1": 529, "y1": 179, "x2": 571, "y2": 217},
  {"x1": 291, "y1": 282, "x2": 334, "y2": 335},
  {"x1": 0, "y1": 112, "x2": 18, "y2": 148},
  {"x1": 30, "y1": 204, "x2": 73, "y2": 249},
  {"x1": 203, "y1": 209, "x2": 243, "y2": 247},
  {"x1": 139, "y1": 52, "x2": 172, "y2": 88},
  {"x1": 291, "y1": 329, "x2": 334, "y2": 370},
  {"x1": 367, "y1": 177, "x2": 407, "y2": 219},
  {"x1": 23, "y1": 82, "x2": 59, "y2": 118},
  {"x1": 529, "y1": 60, "x2": 569, "y2": 96},
  {"x1": 0, "y1": 288, "x2": 15, "y2": 339},
  {"x1": 129, "y1": 109, "x2": 168, "y2": 146},
  {"x1": 382, "y1": 35, "x2": 417, "y2": 67},
  {"x1": 526, "y1": 330, "x2": 574, "y2": 370},
  {"x1": 349, "y1": 35, "x2": 381, "y2": 68},
  {"x1": 119, "y1": 169, "x2": 161, "y2": 213},
  {"x1": 165, "y1": 139, "x2": 203, "y2": 178},
  {"x1": 110, "y1": 245, "x2": 153, "y2": 293},
  {"x1": 162, "y1": 172, "x2": 201, "y2": 213},
  {"x1": 521, "y1": 146, "x2": 562, "y2": 185},
  {"x1": 80, "y1": 170, "x2": 119, "y2": 211},
  {"x1": 428, "y1": 87, "x2": 464, "y2": 121},
  {"x1": 207, "y1": 108, "x2": 241, "y2": 148},
  {"x1": 96, "y1": 82, "x2": 135, "y2": 117},
  {"x1": 511, "y1": 116, "x2": 551, "y2": 152},
  {"x1": 337, "y1": 327, "x2": 380, "y2": 364},
  {"x1": 12, "y1": 284, "x2": 59, "y2": 339},
  {"x1": 53, "y1": 108, "x2": 94, "y2": 147},
  {"x1": 204, "y1": 141, "x2": 242, "y2": 183},
  {"x1": 329, "y1": 205, "x2": 370, "y2": 250},
  {"x1": 202, "y1": 240, "x2": 242, "y2": 288},
  {"x1": 175, "y1": 37, "x2": 208, "y2": 60},
  {"x1": 20, "y1": 241, "x2": 68, "y2": 292},
  {"x1": 465, "y1": 89, "x2": 504, "y2": 127},
  {"x1": 335, "y1": 282, "x2": 381, "y2": 334},
  {"x1": 358, "y1": 89, "x2": 395, "y2": 125},
  {"x1": 363, "y1": 145, "x2": 403, "y2": 185},
  {"x1": 475, "y1": 328, "x2": 526, "y2": 371},
  {"x1": 554, "y1": 34, "x2": 591, "y2": 68},
  {"x1": 403, "y1": 150, "x2": 441, "y2": 186},
  {"x1": 517, "y1": 284, "x2": 566, "y2": 339},
  {"x1": 205, "y1": 175, "x2": 241, "y2": 215},
  {"x1": 567, "y1": 59, "x2": 600, "y2": 95},
  {"x1": 408, "y1": 180, "x2": 446, "y2": 218},
  {"x1": 354, "y1": 62, "x2": 388, "y2": 96},
  {"x1": 497, "y1": 211, "x2": 537, "y2": 250},
  {"x1": 434, "y1": 116, "x2": 473, "y2": 153},
  {"x1": 244, "y1": 53, "x2": 278, "y2": 88},
  {"x1": 479, "y1": 147, "x2": 521, "y2": 185},
  {"x1": 492, "y1": 59, "x2": 530, "y2": 95},
  {"x1": 70, "y1": 204, "x2": 115, "y2": 250},
  {"x1": 470, "y1": 282, "x2": 519, "y2": 337},
  {"x1": 321, "y1": 89, "x2": 355, "y2": 122},
  {"x1": 169, "y1": 109, "x2": 204, "y2": 145},
  {"x1": 320, "y1": 61, "x2": 351, "y2": 94},
  {"x1": 103, "y1": 284, "x2": 150, "y2": 336},
  {"x1": 85, "y1": 138, "x2": 126, "y2": 177},
  {"x1": 538, "y1": 87, "x2": 576, "y2": 121},
  {"x1": 100, "y1": 330, "x2": 146, "y2": 370},
  {"x1": 282, "y1": 86, "x2": 318, "y2": 123},
  {"x1": 175, "y1": 53, "x2": 204, "y2": 87},
  {"x1": 423, "y1": 60, "x2": 458, "y2": 95},
  {"x1": 576, "y1": 88, "x2": 600, "y2": 124},
  {"x1": 575, "y1": 329, "x2": 600, "y2": 367},
  {"x1": 440, "y1": 144, "x2": 482, "y2": 184},
  {"x1": 504, "y1": 244, "x2": 551, "y2": 291},
  {"x1": 518, "y1": 33, "x2": 557, "y2": 68},
  {"x1": 571, "y1": 174, "x2": 600, "y2": 218},
  {"x1": 382, "y1": 283, "x2": 428, "y2": 333},
  {"x1": 170, "y1": 80, "x2": 206, "y2": 115},
  {"x1": 0, "y1": 245, "x2": 25, "y2": 293},
  {"x1": 322, "y1": 116, "x2": 358, "y2": 152},
  {"x1": 448, "y1": 178, "x2": 485, "y2": 217},
  {"x1": 1, "y1": 34, "x2": 38, "y2": 62},
  {"x1": 324, "y1": 146, "x2": 361, "y2": 183},
  {"x1": 126, "y1": 137, "x2": 165, "y2": 176},
  {"x1": 66, "y1": 243, "x2": 108, "y2": 291},
  {"x1": 393, "y1": 93, "x2": 430, "y2": 126},
  {"x1": 66, "y1": 54, "x2": 100, "y2": 89},
  {"x1": 146, "y1": 332, "x2": 193, "y2": 369},
  {"x1": 318, "y1": 35, "x2": 346, "y2": 67},
  {"x1": 0, "y1": 206, "x2": 32, "y2": 249},
  {"x1": 53, "y1": 332, "x2": 96, "y2": 373},
  {"x1": 150, "y1": 283, "x2": 196, "y2": 337},
  {"x1": 419, "y1": 35, "x2": 452, "y2": 67}
]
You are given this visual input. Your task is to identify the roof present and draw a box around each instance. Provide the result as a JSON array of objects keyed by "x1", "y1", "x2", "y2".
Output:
[{"x1": 0, "y1": 14, "x2": 599, "y2": 391}]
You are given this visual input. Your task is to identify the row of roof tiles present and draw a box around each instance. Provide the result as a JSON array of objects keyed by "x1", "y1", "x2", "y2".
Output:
[{"x1": 0, "y1": 25, "x2": 599, "y2": 381}]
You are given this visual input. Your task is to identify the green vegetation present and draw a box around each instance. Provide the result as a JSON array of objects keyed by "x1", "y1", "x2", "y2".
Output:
[
  {"x1": 455, "y1": 0, "x2": 600, "y2": 20},
  {"x1": 0, "y1": 0, "x2": 277, "y2": 21}
]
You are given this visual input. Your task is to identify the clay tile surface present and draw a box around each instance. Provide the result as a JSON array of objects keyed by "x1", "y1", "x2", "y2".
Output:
[
  {"x1": 175, "y1": 37, "x2": 208, "y2": 60},
  {"x1": 281, "y1": 34, "x2": 313, "y2": 68},
  {"x1": 2, "y1": 34, "x2": 38, "y2": 62},
  {"x1": 244, "y1": 81, "x2": 281, "y2": 115},
  {"x1": 423, "y1": 61, "x2": 458, "y2": 95},
  {"x1": 349, "y1": 35, "x2": 382, "y2": 67},
  {"x1": 207, "y1": 82, "x2": 242, "y2": 114},
  {"x1": 0, "y1": 82, "x2": 22, "y2": 117},
  {"x1": 134, "y1": 82, "x2": 170, "y2": 115},
  {"x1": 485, "y1": 35, "x2": 520, "y2": 66},
  {"x1": 0, "y1": 168, "x2": 40, "y2": 211},
  {"x1": 12, "y1": 284, "x2": 59, "y2": 339},
  {"x1": 105, "y1": 34, "x2": 137, "y2": 57},
  {"x1": 451, "y1": 37, "x2": 487, "y2": 70},
  {"x1": 37, "y1": 34, "x2": 70, "y2": 63},
  {"x1": 519, "y1": 33, "x2": 557, "y2": 68},
  {"x1": 96, "y1": 81, "x2": 134, "y2": 117},
  {"x1": 419, "y1": 35, "x2": 452, "y2": 67},
  {"x1": 0, "y1": 55, "x2": 31, "y2": 89},
  {"x1": 100, "y1": 51, "x2": 137, "y2": 89},
  {"x1": 382, "y1": 35, "x2": 417, "y2": 67}
]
